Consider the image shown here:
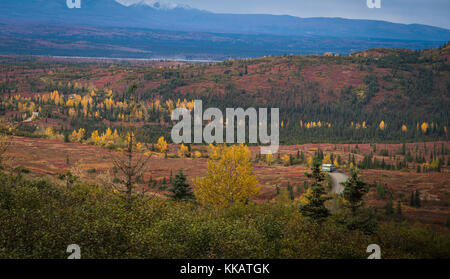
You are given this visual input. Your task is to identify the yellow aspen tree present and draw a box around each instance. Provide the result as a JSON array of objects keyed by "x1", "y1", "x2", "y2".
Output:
[
  {"x1": 266, "y1": 153, "x2": 274, "y2": 165},
  {"x1": 307, "y1": 156, "x2": 313, "y2": 167},
  {"x1": 104, "y1": 128, "x2": 113, "y2": 141},
  {"x1": 323, "y1": 154, "x2": 332, "y2": 164},
  {"x1": 76, "y1": 128, "x2": 85, "y2": 142},
  {"x1": 157, "y1": 136, "x2": 168, "y2": 155},
  {"x1": 379, "y1": 120, "x2": 386, "y2": 131},
  {"x1": 333, "y1": 158, "x2": 339, "y2": 167},
  {"x1": 401, "y1": 125, "x2": 407, "y2": 132},
  {"x1": 70, "y1": 130, "x2": 76, "y2": 141},
  {"x1": 194, "y1": 144, "x2": 260, "y2": 209},
  {"x1": 421, "y1": 122, "x2": 429, "y2": 133},
  {"x1": 91, "y1": 130, "x2": 99, "y2": 145},
  {"x1": 209, "y1": 144, "x2": 221, "y2": 159},
  {"x1": 281, "y1": 155, "x2": 290, "y2": 166},
  {"x1": 136, "y1": 142, "x2": 142, "y2": 151},
  {"x1": 113, "y1": 129, "x2": 119, "y2": 142},
  {"x1": 178, "y1": 143, "x2": 189, "y2": 158},
  {"x1": 45, "y1": 127, "x2": 54, "y2": 139}
]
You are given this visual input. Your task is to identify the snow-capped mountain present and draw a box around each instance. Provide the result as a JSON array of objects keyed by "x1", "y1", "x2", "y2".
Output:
[
  {"x1": 116, "y1": 0, "x2": 191, "y2": 10},
  {"x1": 0, "y1": 0, "x2": 449, "y2": 42}
]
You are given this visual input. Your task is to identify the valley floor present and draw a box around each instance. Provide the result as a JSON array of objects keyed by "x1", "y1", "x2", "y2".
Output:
[{"x1": 7, "y1": 136, "x2": 450, "y2": 228}]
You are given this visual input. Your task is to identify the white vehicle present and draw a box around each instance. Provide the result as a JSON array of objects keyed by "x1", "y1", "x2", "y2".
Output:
[{"x1": 321, "y1": 164, "x2": 336, "y2": 172}]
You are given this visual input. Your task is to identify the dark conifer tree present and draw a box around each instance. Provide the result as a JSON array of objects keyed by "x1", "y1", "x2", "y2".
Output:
[
  {"x1": 287, "y1": 182, "x2": 294, "y2": 200},
  {"x1": 299, "y1": 158, "x2": 331, "y2": 222},
  {"x1": 415, "y1": 189, "x2": 421, "y2": 208},
  {"x1": 342, "y1": 168, "x2": 369, "y2": 214},
  {"x1": 166, "y1": 169, "x2": 194, "y2": 201}
]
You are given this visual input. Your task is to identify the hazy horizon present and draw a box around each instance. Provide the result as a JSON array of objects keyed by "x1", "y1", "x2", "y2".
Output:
[{"x1": 117, "y1": 0, "x2": 450, "y2": 29}]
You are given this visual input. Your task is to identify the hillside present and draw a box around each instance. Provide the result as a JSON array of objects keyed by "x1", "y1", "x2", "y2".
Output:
[{"x1": 0, "y1": 44, "x2": 449, "y2": 144}]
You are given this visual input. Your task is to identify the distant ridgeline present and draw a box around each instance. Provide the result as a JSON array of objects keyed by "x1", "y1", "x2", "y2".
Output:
[
  {"x1": 1, "y1": 0, "x2": 450, "y2": 59},
  {"x1": 1, "y1": 44, "x2": 449, "y2": 144}
]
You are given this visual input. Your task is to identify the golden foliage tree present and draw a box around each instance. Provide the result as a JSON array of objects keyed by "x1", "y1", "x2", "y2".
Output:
[
  {"x1": 71, "y1": 128, "x2": 85, "y2": 143},
  {"x1": 333, "y1": 157, "x2": 339, "y2": 167},
  {"x1": 157, "y1": 136, "x2": 168, "y2": 155},
  {"x1": 401, "y1": 125, "x2": 408, "y2": 132},
  {"x1": 307, "y1": 156, "x2": 313, "y2": 167},
  {"x1": 265, "y1": 153, "x2": 274, "y2": 165},
  {"x1": 281, "y1": 154, "x2": 290, "y2": 166},
  {"x1": 379, "y1": 120, "x2": 385, "y2": 131},
  {"x1": 421, "y1": 122, "x2": 429, "y2": 133},
  {"x1": 194, "y1": 144, "x2": 260, "y2": 209},
  {"x1": 45, "y1": 127, "x2": 54, "y2": 139},
  {"x1": 178, "y1": 143, "x2": 189, "y2": 158},
  {"x1": 322, "y1": 154, "x2": 332, "y2": 164}
]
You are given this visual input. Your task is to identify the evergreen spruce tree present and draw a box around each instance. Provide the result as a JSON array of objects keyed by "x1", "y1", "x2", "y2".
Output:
[
  {"x1": 396, "y1": 201, "x2": 402, "y2": 216},
  {"x1": 384, "y1": 197, "x2": 394, "y2": 216},
  {"x1": 339, "y1": 168, "x2": 378, "y2": 234},
  {"x1": 287, "y1": 182, "x2": 294, "y2": 200},
  {"x1": 415, "y1": 189, "x2": 421, "y2": 208},
  {"x1": 299, "y1": 158, "x2": 331, "y2": 222},
  {"x1": 342, "y1": 168, "x2": 369, "y2": 214},
  {"x1": 410, "y1": 191, "x2": 415, "y2": 206},
  {"x1": 166, "y1": 169, "x2": 194, "y2": 201}
]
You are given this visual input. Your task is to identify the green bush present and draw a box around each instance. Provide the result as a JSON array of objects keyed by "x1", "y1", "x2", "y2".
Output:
[{"x1": 0, "y1": 172, "x2": 449, "y2": 259}]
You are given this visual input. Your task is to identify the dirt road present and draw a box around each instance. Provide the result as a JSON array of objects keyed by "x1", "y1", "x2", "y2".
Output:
[{"x1": 328, "y1": 172, "x2": 349, "y2": 194}]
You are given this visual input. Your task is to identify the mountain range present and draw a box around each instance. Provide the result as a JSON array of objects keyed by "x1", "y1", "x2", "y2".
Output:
[{"x1": 0, "y1": 0, "x2": 449, "y2": 59}]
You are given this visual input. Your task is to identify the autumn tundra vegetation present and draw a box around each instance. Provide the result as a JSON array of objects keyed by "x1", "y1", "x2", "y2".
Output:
[{"x1": 0, "y1": 44, "x2": 449, "y2": 258}]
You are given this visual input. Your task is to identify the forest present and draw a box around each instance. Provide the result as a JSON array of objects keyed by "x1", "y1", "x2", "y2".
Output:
[{"x1": 0, "y1": 43, "x2": 449, "y2": 146}]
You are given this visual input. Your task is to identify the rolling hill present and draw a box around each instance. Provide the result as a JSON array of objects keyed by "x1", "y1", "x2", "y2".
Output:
[{"x1": 1, "y1": 43, "x2": 449, "y2": 144}]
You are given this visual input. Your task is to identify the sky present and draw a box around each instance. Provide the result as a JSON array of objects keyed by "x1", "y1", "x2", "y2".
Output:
[{"x1": 118, "y1": 0, "x2": 450, "y2": 29}]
